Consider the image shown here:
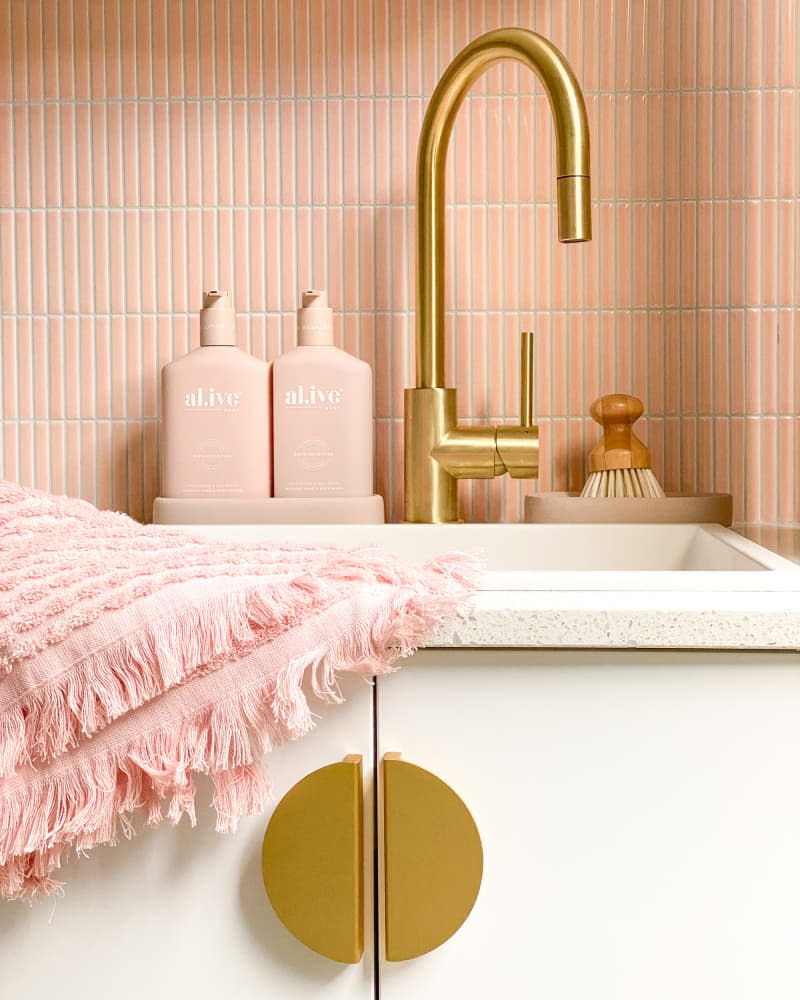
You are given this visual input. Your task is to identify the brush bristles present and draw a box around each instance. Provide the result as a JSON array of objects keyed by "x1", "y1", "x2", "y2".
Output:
[{"x1": 580, "y1": 467, "x2": 666, "y2": 498}]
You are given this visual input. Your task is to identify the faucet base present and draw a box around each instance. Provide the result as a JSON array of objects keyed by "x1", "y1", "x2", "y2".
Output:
[{"x1": 404, "y1": 387, "x2": 459, "y2": 523}]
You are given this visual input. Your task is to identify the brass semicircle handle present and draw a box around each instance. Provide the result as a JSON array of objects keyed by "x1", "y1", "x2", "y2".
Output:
[
  {"x1": 261, "y1": 755, "x2": 363, "y2": 964},
  {"x1": 383, "y1": 753, "x2": 483, "y2": 962}
]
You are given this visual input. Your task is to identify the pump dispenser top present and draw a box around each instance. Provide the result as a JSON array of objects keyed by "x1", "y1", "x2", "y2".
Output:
[
  {"x1": 200, "y1": 289, "x2": 236, "y2": 346},
  {"x1": 297, "y1": 289, "x2": 334, "y2": 346}
]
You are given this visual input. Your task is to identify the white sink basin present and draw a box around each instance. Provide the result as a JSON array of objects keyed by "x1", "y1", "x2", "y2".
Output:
[{"x1": 183, "y1": 522, "x2": 800, "y2": 592}]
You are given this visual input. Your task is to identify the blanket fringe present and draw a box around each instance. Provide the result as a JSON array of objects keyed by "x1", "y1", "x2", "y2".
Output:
[
  {"x1": 0, "y1": 554, "x2": 481, "y2": 901},
  {"x1": 1, "y1": 570, "x2": 379, "y2": 778}
]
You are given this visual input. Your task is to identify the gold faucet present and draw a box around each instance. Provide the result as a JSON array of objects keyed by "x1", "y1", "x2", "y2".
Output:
[{"x1": 404, "y1": 28, "x2": 592, "y2": 523}]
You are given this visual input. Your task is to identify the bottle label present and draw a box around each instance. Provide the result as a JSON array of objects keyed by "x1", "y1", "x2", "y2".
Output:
[
  {"x1": 184, "y1": 387, "x2": 242, "y2": 410},
  {"x1": 283, "y1": 384, "x2": 342, "y2": 408}
]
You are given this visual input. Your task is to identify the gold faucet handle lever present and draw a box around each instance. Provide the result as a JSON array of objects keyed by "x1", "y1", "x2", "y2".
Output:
[{"x1": 520, "y1": 330, "x2": 535, "y2": 429}]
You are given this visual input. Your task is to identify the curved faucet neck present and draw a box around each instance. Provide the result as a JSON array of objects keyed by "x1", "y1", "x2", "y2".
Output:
[{"x1": 415, "y1": 27, "x2": 591, "y2": 389}]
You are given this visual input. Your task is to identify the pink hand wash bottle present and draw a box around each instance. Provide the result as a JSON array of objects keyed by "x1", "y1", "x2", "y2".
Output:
[
  {"x1": 160, "y1": 290, "x2": 272, "y2": 500},
  {"x1": 272, "y1": 289, "x2": 373, "y2": 498}
]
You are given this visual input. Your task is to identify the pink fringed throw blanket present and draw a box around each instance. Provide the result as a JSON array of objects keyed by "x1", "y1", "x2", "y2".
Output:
[{"x1": 0, "y1": 481, "x2": 479, "y2": 900}]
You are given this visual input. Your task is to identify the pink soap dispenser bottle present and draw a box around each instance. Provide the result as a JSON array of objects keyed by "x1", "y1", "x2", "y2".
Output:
[
  {"x1": 160, "y1": 290, "x2": 272, "y2": 500},
  {"x1": 272, "y1": 289, "x2": 373, "y2": 498}
]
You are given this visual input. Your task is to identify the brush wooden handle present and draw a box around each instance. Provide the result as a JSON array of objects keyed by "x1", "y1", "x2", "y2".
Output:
[{"x1": 587, "y1": 393, "x2": 652, "y2": 471}]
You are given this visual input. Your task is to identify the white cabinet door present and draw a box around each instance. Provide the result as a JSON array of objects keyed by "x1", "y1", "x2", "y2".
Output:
[
  {"x1": 0, "y1": 675, "x2": 375, "y2": 1000},
  {"x1": 377, "y1": 648, "x2": 800, "y2": 1000}
]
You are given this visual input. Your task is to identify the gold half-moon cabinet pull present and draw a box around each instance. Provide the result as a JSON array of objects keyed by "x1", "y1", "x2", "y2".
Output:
[
  {"x1": 383, "y1": 753, "x2": 483, "y2": 961},
  {"x1": 261, "y1": 755, "x2": 364, "y2": 964}
]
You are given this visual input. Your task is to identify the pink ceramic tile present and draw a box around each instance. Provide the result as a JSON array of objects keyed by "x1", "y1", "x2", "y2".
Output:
[
  {"x1": 661, "y1": 418, "x2": 679, "y2": 492},
  {"x1": 680, "y1": 416, "x2": 697, "y2": 494},
  {"x1": 697, "y1": 311, "x2": 713, "y2": 413},
  {"x1": 730, "y1": 311, "x2": 746, "y2": 414},
  {"x1": 26, "y1": 103, "x2": 45, "y2": 208},
  {"x1": 469, "y1": 207, "x2": 486, "y2": 311},
  {"x1": 760, "y1": 418, "x2": 778, "y2": 522},
  {"x1": 646, "y1": 315, "x2": 664, "y2": 414},
  {"x1": 165, "y1": 209, "x2": 186, "y2": 312},
  {"x1": 389, "y1": 0, "x2": 406, "y2": 95},
  {"x1": 13, "y1": 106, "x2": 29, "y2": 205},
  {"x1": 778, "y1": 419, "x2": 796, "y2": 521},
  {"x1": 662, "y1": 94, "x2": 680, "y2": 200},
  {"x1": 391, "y1": 208, "x2": 416, "y2": 309},
  {"x1": 713, "y1": 312, "x2": 730, "y2": 414},
  {"x1": 697, "y1": 201, "x2": 712, "y2": 307},
  {"x1": 392, "y1": 314, "x2": 410, "y2": 416},
  {"x1": 358, "y1": 206, "x2": 375, "y2": 310},
  {"x1": 615, "y1": 203, "x2": 632, "y2": 308},
  {"x1": 91, "y1": 104, "x2": 108, "y2": 206},
  {"x1": 22, "y1": 4, "x2": 45, "y2": 101},
  {"x1": 745, "y1": 91, "x2": 763, "y2": 198},
  {"x1": 45, "y1": 212, "x2": 64, "y2": 314},
  {"x1": 679, "y1": 94, "x2": 696, "y2": 198},
  {"x1": 631, "y1": 312, "x2": 648, "y2": 401},
  {"x1": 3, "y1": 422, "x2": 18, "y2": 486},
  {"x1": 131, "y1": 1, "x2": 153, "y2": 99},
  {"x1": 681, "y1": 313, "x2": 698, "y2": 414},
  {"x1": 761, "y1": 310, "x2": 779, "y2": 416},
  {"x1": 116, "y1": 0, "x2": 138, "y2": 96},
  {"x1": 664, "y1": 313, "x2": 680, "y2": 415},
  {"x1": 216, "y1": 208, "x2": 235, "y2": 294},
  {"x1": 374, "y1": 207, "x2": 391, "y2": 312},
  {"x1": 150, "y1": 2, "x2": 169, "y2": 98},
  {"x1": 359, "y1": 101, "x2": 375, "y2": 204},
  {"x1": 217, "y1": 102, "x2": 233, "y2": 204},
  {"x1": 712, "y1": 202, "x2": 730, "y2": 307},
  {"x1": 567, "y1": 313, "x2": 584, "y2": 418},
  {"x1": 485, "y1": 206, "x2": 503, "y2": 311},
  {"x1": 646, "y1": 93, "x2": 663, "y2": 200},
  {"x1": 762, "y1": 92, "x2": 779, "y2": 199},
  {"x1": 135, "y1": 209, "x2": 154, "y2": 312},
  {"x1": 29, "y1": 213, "x2": 45, "y2": 313},
  {"x1": 0, "y1": 107, "x2": 11, "y2": 207},
  {"x1": 567, "y1": 417, "x2": 584, "y2": 494},
  {"x1": 31, "y1": 423, "x2": 50, "y2": 489},
  {"x1": 140, "y1": 317, "x2": 157, "y2": 419},
  {"x1": 663, "y1": 0, "x2": 680, "y2": 90},
  {"x1": 341, "y1": 99, "x2": 358, "y2": 204},
  {"x1": 680, "y1": 202, "x2": 696, "y2": 306},
  {"x1": 13, "y1": 214, "x2": 30, "y2": 314},
  {"x1": 89, "y1": 212, "x2": 111, "y2": 313},
  {"x1": 0, "y1": 211, "x2": 15, "y2": 311},
  {"x1": 746, "y1": 202, "x2": 763, "y2": 306},
  {"x1": 780, "y1": 1, "x2": 799, "y2": 86},
  {"x1": 779, "y1": 92, "x2": 795, "y2": 198},
  {"x1": 663, "y1": 203, "x2": 680, "y2": 307},
  {"x1": 142, "y1": 423, "x2": 159, "y2": 523},
  {"x1": 363, "y1": 0, "x2": 380, "y2": 94},
  {"x1": 697, "y1": 417, "x2": 714, "y2": 493},
  {"x1": 744, "y1": 418, "x2": 761, "y2": 522},
  {"x1": 762, "y1": 200, "x2": 778, "y2": 306},
  {"x1": 597, "y1": 202, "x2": 615, "y2": 308},
  {"x1": 746, "y1": 0, "x2": 764, "y2": 88},
  {"x1": 121, "y1": 209, "x2": 140, "y2": 312},
  {"x1": 90, "y1": 319, "x2": 108, "y2": 419},
  {"x1": 110, "y1": 317, "x2": 126, "y2": 419},
  {"x1": 17, "y1": 423, "x2": 33, "y2": 489},
  {"x1": 778, "y1": 310, "x2": 795, "y2": 414},
  {"x1": 549, "y1": 314, "x2": 567, "y2": 417},
  {"x1": 311, "y1": 101, "x2": 327, "y2": 203}
]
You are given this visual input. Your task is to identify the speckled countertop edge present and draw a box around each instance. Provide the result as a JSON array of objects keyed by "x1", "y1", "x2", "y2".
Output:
[{"x1": 427, "y1": 525, "x2": 800, "y2": 651}]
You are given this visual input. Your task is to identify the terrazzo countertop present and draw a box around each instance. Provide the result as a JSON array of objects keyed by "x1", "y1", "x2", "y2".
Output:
[
  {"x1": 429, "y1": 525, "x2": 800, "y2": 652},
  {"x1": 427, "y1": 585, "x2": 800, "y2": 650}
]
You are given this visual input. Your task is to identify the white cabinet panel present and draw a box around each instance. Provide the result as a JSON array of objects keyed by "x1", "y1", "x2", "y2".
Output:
[
  {"x1": 378, "y1": 649, "x2": 800, "y2": 1000},
  {"x1": 0, "y1": 675, "x2": 374, "y2": 1000}
]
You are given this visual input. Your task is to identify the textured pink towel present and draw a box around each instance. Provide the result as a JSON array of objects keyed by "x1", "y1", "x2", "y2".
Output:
[{"x1": 0, "y1": 481, "x2": 479, "y2": 900}]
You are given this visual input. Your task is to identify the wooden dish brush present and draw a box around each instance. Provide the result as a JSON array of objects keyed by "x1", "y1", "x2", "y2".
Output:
[{"x1": 581, "y1": 394, "x2": 665, "y2": 498}]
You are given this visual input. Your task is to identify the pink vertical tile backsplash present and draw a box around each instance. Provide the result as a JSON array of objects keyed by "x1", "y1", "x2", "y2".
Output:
[{"x1": 0, "y1": 0, "x2": 798, "y2": 524}]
